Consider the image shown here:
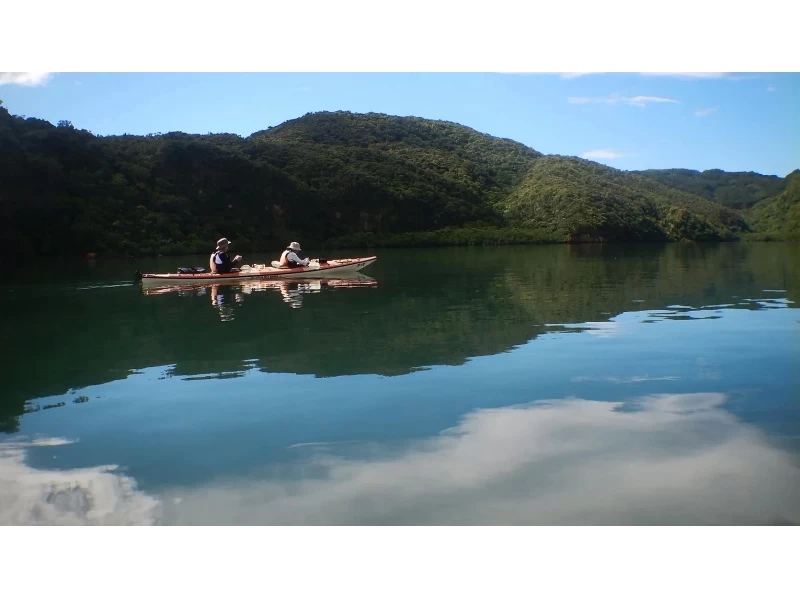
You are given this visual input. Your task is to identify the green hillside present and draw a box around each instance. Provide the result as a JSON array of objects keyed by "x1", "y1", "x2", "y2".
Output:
[
  {"x1": 746, "y1": 170, "x2": 800, "y2": 238},
  {"x1": 0, "y1": 104, "x2": 780, "y2": 257},
  {"x1": 247, "y1": 112, "x2": 541, "y2": 236},
  {"x1": 635, "y1": 168, "x2": 787, "y2": 209},
  {"x1": 502, "y1": 157, "x2": 748, "y2": 242}
]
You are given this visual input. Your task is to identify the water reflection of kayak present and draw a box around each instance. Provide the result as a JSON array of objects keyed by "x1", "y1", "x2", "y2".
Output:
[
  {"x1": 144, "y1": 274, "x2": 377, "y2": 316},
  {"x1": 137, "y1": 256, "x2": 377, "y2": 286},
  {"x1": 141, "y1": 274, "x2": 377, "y2": 296}
]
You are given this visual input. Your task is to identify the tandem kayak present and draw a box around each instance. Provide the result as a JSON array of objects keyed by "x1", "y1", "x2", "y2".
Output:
[{"x1": 137, "y1": 256, "x2": 377, "y2": 286}]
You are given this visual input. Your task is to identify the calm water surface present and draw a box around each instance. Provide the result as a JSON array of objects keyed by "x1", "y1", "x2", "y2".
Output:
[{"x1": 1, "y1": 243, "x2": 798, "y2": 524}]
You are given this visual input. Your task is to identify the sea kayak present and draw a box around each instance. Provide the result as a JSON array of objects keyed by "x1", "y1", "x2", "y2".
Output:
[{"x1": 138, "y1": 256, "x2": 377, "y2": 286}]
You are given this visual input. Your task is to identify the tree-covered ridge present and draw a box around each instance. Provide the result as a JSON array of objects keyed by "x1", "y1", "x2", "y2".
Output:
[
  {"x1": 253, "y1": 111, "x2": 540, "y2": 177},
  {"x1": 0, "y1": 107, "x2": 314, "y2": 256},
  {"x1": 501, "y1": 156, "x2": 748, "y2": 242},
  {"x1": 0, "y1": 104, "x2": 783, "y2": 257},
  {"x1": 247, "y1": 111, "x2": 541, "y2": 232},
  {"x1": 746, "y1": 170, "x2": 800, "y2": 238},
  {"x1": 635, "y1": 168, "x2": 787, "y2": 209}
]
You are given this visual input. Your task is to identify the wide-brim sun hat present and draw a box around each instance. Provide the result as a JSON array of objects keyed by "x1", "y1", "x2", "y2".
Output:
[
  {"x1": 216, "y1": 237, "x2": 231, "y2": 249},
  {"x1": 287, "y1": 241, "x2": 302, "y2": 251}
]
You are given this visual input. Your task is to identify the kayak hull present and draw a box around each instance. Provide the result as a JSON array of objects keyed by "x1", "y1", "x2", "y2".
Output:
[{"x1": 140, "y1": 256, "x2": 377, "y2": 286}]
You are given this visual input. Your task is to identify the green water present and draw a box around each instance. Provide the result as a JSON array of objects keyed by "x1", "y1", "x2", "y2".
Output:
[{"x1": 1, "y1": 243, "x2": 799, "y2": 524}]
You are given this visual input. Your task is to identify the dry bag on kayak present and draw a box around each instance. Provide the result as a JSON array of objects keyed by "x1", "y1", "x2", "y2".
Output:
[{"x1": 177, "y1": 267, "x2": 208, "y2": 274}]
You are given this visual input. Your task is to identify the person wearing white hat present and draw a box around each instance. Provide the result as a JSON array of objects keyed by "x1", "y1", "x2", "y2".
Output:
[
  {"x1": 279, "y1": 241, "x2": 310, "y2": 268},
  {"x1": 209, "y1": 237, "x2": 243, "y2": 274}
]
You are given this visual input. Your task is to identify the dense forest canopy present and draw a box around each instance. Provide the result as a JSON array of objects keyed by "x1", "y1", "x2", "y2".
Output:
[
  {"x1": 746, "y1": 170, "x2": 800, "y2": 236},
  {"x1": 635, "y1": 168, "x2": 787, "y2": 209},
  {"x1": 0, "y1": 102, "x2": 796, "y2": 257},
  {"x1": 501, "y1": 156, "x2": 747, "y2": 242}
]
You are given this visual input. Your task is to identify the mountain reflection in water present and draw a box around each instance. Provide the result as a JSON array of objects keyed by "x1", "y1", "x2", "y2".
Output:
[{"x1": 1, "y1": 244, "x2": 797, "y2": 525}]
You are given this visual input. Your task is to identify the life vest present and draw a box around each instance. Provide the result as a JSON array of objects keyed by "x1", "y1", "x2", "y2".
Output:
[
  {"x1": 280, "y1": 249, "x2": 308, "y2": 268},
  {"x1": 279, "y1": 249, "x2": 290, "y2": 267},
  {"x1": 211, "y1": 251, "x2": 234, "y2": 273}
]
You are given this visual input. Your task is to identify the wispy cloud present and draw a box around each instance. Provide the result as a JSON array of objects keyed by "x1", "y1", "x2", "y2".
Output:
[
  {"x1": 557, "y1": 73, "x2": 735, "y2": 80},
  {"x1": 694, "y1": 106, "x2": 718, "y2": 117},
  {"x1": 641, "y1": 72, "x2": 760, "y2": 81},
  {"x1": 568, "y1": 93, "x2": 680, "y2": 108},
  {"x1": 628, "y1": 95, "x2": 681, "y2": 106},
  {"x1": 767, "y1": 85, "x2": 776, "y2": 92},
  {"x1": 639, "y1": 72, "x2": 731, "y2": 79},
  {"x1": 582, "y1": 149, "x2": 625, "y2": 160},
  {"x1": 543, "y1": 73, "x2": 755, "y2": 82},
  {"x1": 291, "y1": 87, "x2": 310, "y2": 92},
  {"x1": 573, "y1": 375, "x2": 680, "y2": 384},
  {"x1": 0, "y1": 72, "x2": 53, "y2": 86}
]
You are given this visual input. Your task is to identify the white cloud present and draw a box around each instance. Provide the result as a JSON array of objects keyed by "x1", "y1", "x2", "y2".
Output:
[
  {"x1": 0, "y1": 438, "x2": 158, "y2": 525},
  {"x1": 581, "y1": 149, "x2": 625, "y2": 160},
  {"x1": 639, "y1": 72, "x2": 731, "y2": 79},
  {"x1": 557, "y1": 73, "x2": 735, "y2": 80},
  {"x1": 573, "y1": 375, "x2": 680, "y2": 384},
  {"x1": 568, "y1": 92, "x2": 680, "y2": 107},
  {"x1": 159, "y1": 394, "x2": 800, "y2": 525},
  {"x1": 4, "y1": 394, "x2": 800, "y2": 525},
  {"x1": 694, "y1": 106, "x2": 718, "y2": 117},
  {"x1": 538, "y1": 73, "x2": 756, "y2": 82},
  {"x1": 628, "y1": 95, "x2": 681, "y2": 106},
  {"x1": 0, "y1": 72, "x2": 53, "y2": 86},
  {"x1": 767, "y1": 85, "x2": 776, "y2": 92}
]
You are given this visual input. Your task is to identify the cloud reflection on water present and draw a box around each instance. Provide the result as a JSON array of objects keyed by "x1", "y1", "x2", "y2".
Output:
[
  {"x1": 2, "y1": 393, "x2": 798, "y2": 525},
  {"x1": 0, "y1": 439, "x2": 158, "y2": 525}
]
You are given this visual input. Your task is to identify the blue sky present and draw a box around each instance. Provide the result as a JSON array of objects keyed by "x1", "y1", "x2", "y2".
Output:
[{"x1": 1, "y1": 72, "x2": 798, "y2": 176}]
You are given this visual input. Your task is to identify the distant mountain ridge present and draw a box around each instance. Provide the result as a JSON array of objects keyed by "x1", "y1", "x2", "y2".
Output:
[
  {"x1": 634, "y1": 168, "x2": 787, "y2": 209},
  {"x1": 0, "y1": 105, "x2": 796, "y2": 256}
]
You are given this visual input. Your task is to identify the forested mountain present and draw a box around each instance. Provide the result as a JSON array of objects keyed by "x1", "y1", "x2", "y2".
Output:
[
  {"x1": 502, "y1": 157, "x2": 746, "y2": 242},
  {"x1": 0, "y1": 103, "x2": 791, "y2": 257},
  {"x1": 635, "y1": 168, "x2": 787, "y2": 209},
  {"x1": 746, "y1": 170, "x2": 800, "y2": 237}
]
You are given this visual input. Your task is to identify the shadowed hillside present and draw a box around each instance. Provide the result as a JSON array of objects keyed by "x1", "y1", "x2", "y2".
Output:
[
  {"x1": 745, "y1": 170, "x2": 800, "y2": 239},
  {"x1": 0, "y1": 104, "x2": 786, "y2": 257}
]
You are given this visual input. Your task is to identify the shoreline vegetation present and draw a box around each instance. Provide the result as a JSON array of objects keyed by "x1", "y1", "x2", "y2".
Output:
[
  {"x1": 1, "y1": 104, "x2": 797, "y2": 258},
  {"x1": 89, "y1": 228, "x2": 800, "y2": 261}
]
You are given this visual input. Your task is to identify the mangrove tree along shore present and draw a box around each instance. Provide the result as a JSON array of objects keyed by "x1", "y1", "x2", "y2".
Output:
[{"x1": 1, "y1": 104, "x2": 796, "y2": 256}]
